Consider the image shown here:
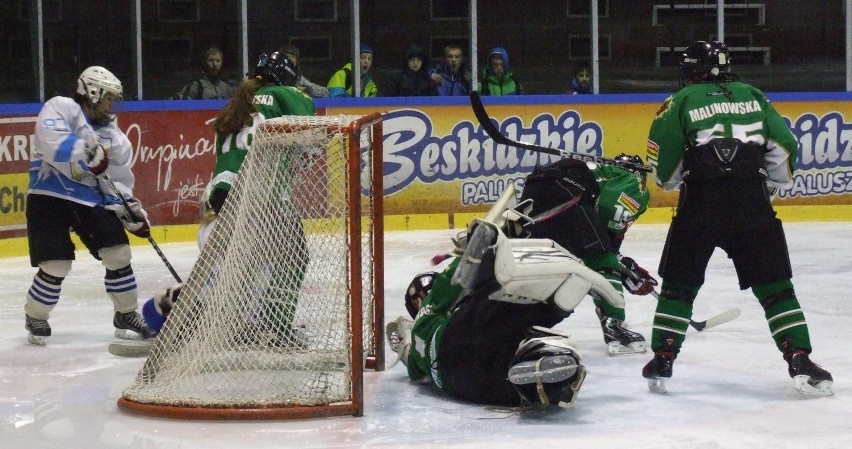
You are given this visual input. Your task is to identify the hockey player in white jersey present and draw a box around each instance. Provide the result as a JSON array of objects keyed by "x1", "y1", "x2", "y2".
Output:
[{"x1": 24, "y1": 66, "x2": 154, "y2": 345}]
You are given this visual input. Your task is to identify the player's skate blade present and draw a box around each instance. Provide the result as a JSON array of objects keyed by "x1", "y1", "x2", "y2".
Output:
[
  {"x1": 607, "y1": 340, "x2": 647, "y2": 356},
  {"x1": 508, "y1": 355, "x2": 578, "y2": 385},
  {"x1": 647, "y1": 377, "x2": 667, "y2": 394},
  {"x1": 793, "y1": 376, "x2": 833, "y2": 396},
  {"x1": 25, "y1": 316, "x2": 51, "y2": 346}
]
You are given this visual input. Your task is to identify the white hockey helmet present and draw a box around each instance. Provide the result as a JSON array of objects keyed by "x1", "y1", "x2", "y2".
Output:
[{"x1": 77, "y1": 66, "x2": 123, "y2": 104}]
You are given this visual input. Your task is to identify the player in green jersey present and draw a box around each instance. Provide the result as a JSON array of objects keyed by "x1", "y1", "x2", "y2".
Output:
[
  {"x1": 520, "y1": 156, "x2": 654, "y2": 356},
  {"x1": 140, "y1": 51, "x2": 315, "y2": 345},
  {"x1": 644, "y1": 41, "x2": 832, "y2": 396}
]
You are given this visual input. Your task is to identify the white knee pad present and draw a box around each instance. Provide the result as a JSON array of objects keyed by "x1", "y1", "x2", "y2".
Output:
[
  {"x1": 99, "y1": 244, "x2": 132, "y2": 270},
  {"x1": 39, "y1": 260, "x2": 72, "y2": 278}
]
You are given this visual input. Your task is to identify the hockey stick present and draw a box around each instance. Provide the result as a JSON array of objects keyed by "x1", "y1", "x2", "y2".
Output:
[
  {"x1": 647, "y1": 290, "x2": 741, "y2": 332},
  {"x1": 100, "y1": 173, "x2": 183, "y2": 283},
  {"x1": 619, "y1": 261, "x2": 740, "y2": 332},
  {"x1": 469, "y1": 91, "x2": 653, "y2": 173}
]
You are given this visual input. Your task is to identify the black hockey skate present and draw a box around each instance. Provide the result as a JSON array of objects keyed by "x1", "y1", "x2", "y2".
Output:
[
  {"x1": 114, "y1": 311, "x2": 156, "y2": 340},
  {"x1": 596, "y1": 307, "x2": 647, "y2": 355},
  {"x1": 26, "y1": 315, "x2": 51, "y2": 346},
  {"x1": 785, "y1": 350, "x2": 833, "y2": 396},
  {"x1": 642, "y1": 348, "x2": 675, "y2": 394}
]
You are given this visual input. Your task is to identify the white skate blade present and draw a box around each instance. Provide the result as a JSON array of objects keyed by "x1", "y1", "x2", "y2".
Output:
[
  {"x1": 607, "y1": 340, "x2": 647, "y2": 356},
  {"x1": 108, "y1": 340, "x2": 153, "y2": 357},
  {"x1": 27, "y1": 334, "x2": 48, "y2": 346},
  {"x1": 647, "y1": 377, "x2": 667, "y2": 394},
  {"x1": 793, "y1": 375, "x2": 834, "y2": 397},
  {"x1": 508, "y1": 355, "x2": 578, "y2": 385}
]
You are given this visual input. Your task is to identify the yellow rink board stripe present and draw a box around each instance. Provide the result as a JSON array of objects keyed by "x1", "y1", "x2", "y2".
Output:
[{"x1": 3, "y1": 205, "x2": 852, "y2": 259}]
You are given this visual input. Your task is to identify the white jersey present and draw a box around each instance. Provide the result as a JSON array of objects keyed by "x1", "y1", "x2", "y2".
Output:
[{"x1": 29, "y1": 96, "x2": 136, "y2": 207}]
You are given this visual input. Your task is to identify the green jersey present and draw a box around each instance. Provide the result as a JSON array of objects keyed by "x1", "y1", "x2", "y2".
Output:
[
  {"x1": 646, "y1": 81, "x2": 798, "y2": 191},
  {"x1": 589, "y1": 164, "x2": 650, "y2": 237},
  {"x1": 406, "y1": 258, "x2": 464, "y2": 387},
  {"x1": 211, "y1": 85, "x2": 315, "y2": 192}
]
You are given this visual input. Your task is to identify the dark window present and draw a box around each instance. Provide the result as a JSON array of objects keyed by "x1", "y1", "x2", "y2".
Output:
[
  {"x1": 19, "y1": 0, "x2": 62, "y2": 22},
  {"x1": 290, "y1": 36, "x2": 332, "y2": 61},
  {"x1": 431, "y1": 0, "x2": 467, "y2": 19},
  {"x1": 295, "y1": 0, "x2": 337, "y2": 21},
  {"x1": 567, "y1": 0, "x2": 609, "y2": 17},
  {"x1": 150, "y1": 38, "x2": 192, "y2": 62},
  {"x1": 568, "y1": 35, "x2": 611, "y2": 59},
  {"x1": 158, "y1": 0, "x2": 199, "y2": 22}
]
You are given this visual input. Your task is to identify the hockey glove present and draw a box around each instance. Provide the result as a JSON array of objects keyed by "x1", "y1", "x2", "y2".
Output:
[
  {"x1": 106, "y1": 198, "x2": 151, "y2": 238},
  {"x1": 85, "y1": 143, "x2": 109, "y2": 176},
  {"x1": 619, "y1": 256, "x2": 658, "y2": 296}
]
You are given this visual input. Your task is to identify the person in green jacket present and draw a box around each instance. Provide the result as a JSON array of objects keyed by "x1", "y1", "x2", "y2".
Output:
[
  {"x1": 478, "y1": 47, "x2": 522, "y2": 96},
  {"x1": 644, "y1": 40, "x2": 832, "y2": 396},
  {"x1": 327, "y1": 44, "x2": 378, "y2": 97}
]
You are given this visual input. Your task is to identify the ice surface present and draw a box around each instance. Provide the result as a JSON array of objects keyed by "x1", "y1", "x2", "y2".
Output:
[{"x1": 1, "y1": 224, "x2": 849, "y2": 449}]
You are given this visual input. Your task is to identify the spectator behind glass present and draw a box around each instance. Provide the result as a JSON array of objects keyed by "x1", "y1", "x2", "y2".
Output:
[
  {"x1": 279, "y1": 44, "x2": 329, "y2": 98},
  {"x1": 568, "y1": 65, "x2": 592, "y2": 94},
  {"x1": 172, "y1": 46, "x2": 234, "y2": 99},
  {"x1": 429, "y1": 44, "x2": 471, "y2": 96},
  {"x1": 327, "y1": 44, "x2": 378, "y2": 97},
  {"x1": 387, "y1": 43, "x2": 432, "y2": 97},
  {"x1": 478, "y1": 47, "x2": 522, "y2": 96}
]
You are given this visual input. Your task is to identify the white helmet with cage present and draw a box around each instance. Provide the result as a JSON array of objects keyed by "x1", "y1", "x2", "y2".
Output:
[{"x1": 77, "y1": 66, "x2": 123, "y2": 104}]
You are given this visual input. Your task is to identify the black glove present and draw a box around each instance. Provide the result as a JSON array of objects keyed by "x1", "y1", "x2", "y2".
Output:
[{"x1": 619, "y1": 256, "x2": 658, "y2": 296}]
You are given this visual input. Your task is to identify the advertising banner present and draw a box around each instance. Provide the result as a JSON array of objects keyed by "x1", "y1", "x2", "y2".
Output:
[{"x1": 1, "y1": 94, "x2": 850, "y2": 240}]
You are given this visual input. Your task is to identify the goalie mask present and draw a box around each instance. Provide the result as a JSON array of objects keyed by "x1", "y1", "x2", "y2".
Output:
[
  {"x1": 404, "y1": 272, "x2": 437, "y2": 319},
  {"x1": 76, "y1": 66, "x2": 123, "y2": 125},
  {"x1": 255, "y1": 51, "x2": 298, "y2": 87}
]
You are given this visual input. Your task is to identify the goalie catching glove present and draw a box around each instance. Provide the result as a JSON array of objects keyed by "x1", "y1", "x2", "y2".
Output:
[
  {"x1": 106, "y1": 198, "x2": 151, "y2": 238},
  {"x1": 618, "y1": 256, "x2": 658, "y2": 296}
]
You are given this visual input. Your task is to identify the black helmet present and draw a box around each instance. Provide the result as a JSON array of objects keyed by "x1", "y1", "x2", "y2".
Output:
[
  {"x1": 404, "y1": 272, "x2": 437, "y2": 319},
  {"x1": 681, "y1": 40, "x2": 731, "y2": 84},
  {"x1": 614, "y1": 153, "x2": 648, "y2": 182},
  {"x1": 255, "y1": 51, "x2": 297, "y2": 86}
]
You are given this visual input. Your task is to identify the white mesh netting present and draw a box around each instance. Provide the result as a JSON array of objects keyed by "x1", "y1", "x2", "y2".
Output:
[{"x1": 120, "y1": 114, "x2": 382, "y2": 416}]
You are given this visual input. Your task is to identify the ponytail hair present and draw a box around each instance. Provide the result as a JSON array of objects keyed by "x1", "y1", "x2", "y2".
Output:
[{"x1": 212, "y1": 76, "x2": 264, "y2": 135}]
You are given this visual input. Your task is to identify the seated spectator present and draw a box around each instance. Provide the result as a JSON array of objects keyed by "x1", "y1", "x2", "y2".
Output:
[
  {"x1": 567, "y1": 65, "x2": 592, "y2": 94},
  {"x1": 327, "y1": 44, "x2": 378, "y2": 97},
  {"x1": 478, "y1": 47, "x2": 522, "y2": 96},
  {"x1": 172, "y1": 45, "x2": 233, "y2": 99},
  {"x1": 387, "y1": 43, "x2": 432, "y2": 97},
  {"x1": 429, "y1": 44, "x2": 471, "y2": 96},
  {"x1": 280, "y1": 44, "x2": 329, "y2": 98}
]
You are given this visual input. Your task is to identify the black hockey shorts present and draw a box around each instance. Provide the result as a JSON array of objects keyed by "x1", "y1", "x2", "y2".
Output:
[
  {"x1": 26, "y1": 194, "x2": 129, "y2": 267},
  {"x1": 658, "y1": 180, "x2": 793, "y2": 290},
  {"x1": 438, "y1": 296, "x2": 562, "y2": 406}
]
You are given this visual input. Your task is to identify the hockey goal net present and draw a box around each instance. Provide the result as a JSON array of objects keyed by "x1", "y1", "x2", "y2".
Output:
[{"x1": 118, "y1": 113, "x2": 384, "y2": 420}]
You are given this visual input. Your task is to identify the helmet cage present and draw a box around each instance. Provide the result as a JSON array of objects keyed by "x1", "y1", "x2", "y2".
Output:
[{"x1": 404, "y1": 272, "x2": 437, "y2": 319}]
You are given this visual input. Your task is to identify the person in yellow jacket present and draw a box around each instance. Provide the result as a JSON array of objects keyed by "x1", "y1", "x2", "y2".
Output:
[{"x1": 327, "y1": 44, "x2": 378, "y2": 97}]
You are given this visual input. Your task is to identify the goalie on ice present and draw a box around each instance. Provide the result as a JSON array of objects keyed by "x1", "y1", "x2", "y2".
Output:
[{"x1": 386, "y1": 185, "x2": 625, "y2": 409}]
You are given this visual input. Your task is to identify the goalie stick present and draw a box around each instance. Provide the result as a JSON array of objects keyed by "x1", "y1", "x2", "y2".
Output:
[
  {"x1": 468, "y1": 91, "x2": 652, "y2": 173},
  {"x1": 101, "y1": 173, "x2": 183, "y2": 283}
]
